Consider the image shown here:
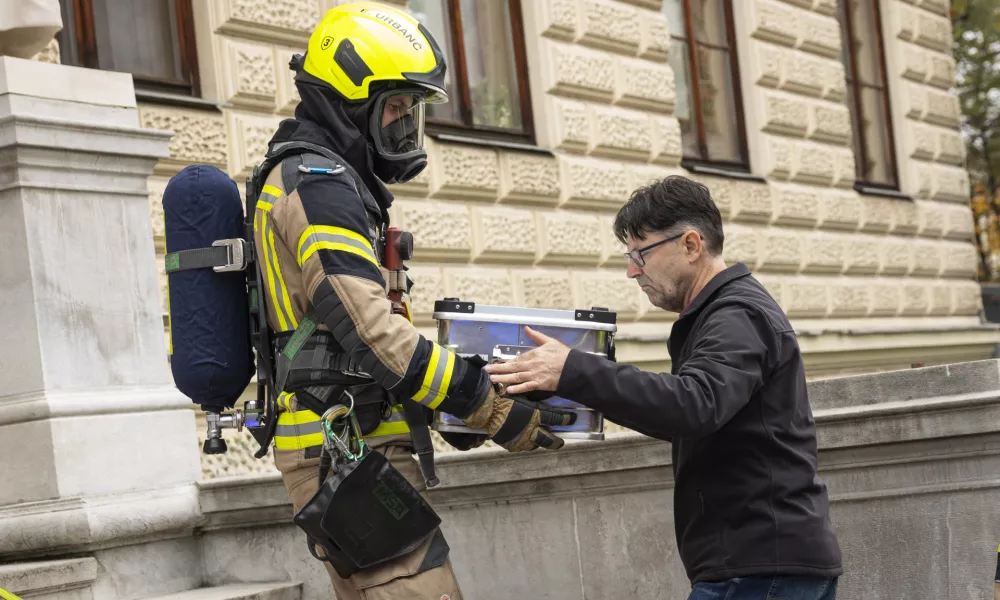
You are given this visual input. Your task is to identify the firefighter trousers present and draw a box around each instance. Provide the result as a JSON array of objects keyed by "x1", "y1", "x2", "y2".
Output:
[{"x1": 274, "y1": 440, "x2": 463, "y2": 600}]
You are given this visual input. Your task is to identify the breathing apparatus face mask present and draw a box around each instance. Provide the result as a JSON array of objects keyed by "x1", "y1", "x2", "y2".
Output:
[{"x1": 369, "y1": 91, "x2": 428, "y2": 185}]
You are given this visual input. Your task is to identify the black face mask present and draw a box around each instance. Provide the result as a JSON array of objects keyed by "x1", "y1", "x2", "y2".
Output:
[{"x1": 372, "y1": 147, "x2": 427, "y2": 185}]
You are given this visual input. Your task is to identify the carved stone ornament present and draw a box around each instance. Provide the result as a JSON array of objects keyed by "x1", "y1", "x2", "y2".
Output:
[{"x1": 0, "y1": 0, "x2": 62, "y2": 59}]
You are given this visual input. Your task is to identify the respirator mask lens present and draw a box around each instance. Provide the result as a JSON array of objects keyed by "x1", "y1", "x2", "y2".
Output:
[{"x1": 377, "y1": 93, "x2": 426, "y2": 156}]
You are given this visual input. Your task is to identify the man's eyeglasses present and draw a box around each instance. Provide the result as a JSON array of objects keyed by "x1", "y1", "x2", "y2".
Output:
[{"x1": 624, "y1": 232, "x2": 684, "y2": 267}]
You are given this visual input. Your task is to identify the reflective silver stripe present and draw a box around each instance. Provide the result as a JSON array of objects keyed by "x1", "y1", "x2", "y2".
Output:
[
  {"x1": 383, "y1": 407, "x2": 405, "y2": 423},
  {"x1": 275, "y1": 421, "x2": 322, "y2": 438},
  {"x1": 299, "y1": 231, "x2": 377, "y2": 264},
  {"x1": 414, "y1": 347, "x2": 451, "y2": 408}
]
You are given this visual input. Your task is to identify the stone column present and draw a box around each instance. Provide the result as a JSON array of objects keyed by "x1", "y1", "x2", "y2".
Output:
[{"x1": 0, "y1": 55, "x2": 202, "y2": 576}]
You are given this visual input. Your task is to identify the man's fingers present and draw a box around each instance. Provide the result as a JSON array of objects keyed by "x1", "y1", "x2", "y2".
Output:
[
  {"x1": 505, "y1": 380, "x2": 538, "y2": 395},
  {"x1": 524, "y1": 326, "x2": 555, "y2": 345}
]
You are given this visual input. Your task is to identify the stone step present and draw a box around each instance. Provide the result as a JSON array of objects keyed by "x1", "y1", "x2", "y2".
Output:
[
  {"x1": 139, "y1": 583, "x2": 301, "y2": 600},
  {"x1": 0, "y1": 557, "x2": 97, "y2": 599}
]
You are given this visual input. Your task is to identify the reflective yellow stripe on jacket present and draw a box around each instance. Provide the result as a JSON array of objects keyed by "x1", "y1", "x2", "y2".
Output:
[
  {"x1": 274, "y1": 395, "x2": 409, "y2": 450},
  {"x1": 255, "y1": 184, "x2": 297, "y2": 331}
]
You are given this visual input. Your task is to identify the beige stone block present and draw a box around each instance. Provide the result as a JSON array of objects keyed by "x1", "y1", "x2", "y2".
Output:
[
  {"x1": 549, "y1": 97, "x2": 591, "y2": 154},
  {"x1": 930, "y1": 164, "x2": 971, "y2": 204},
  {"x1": 801, "y1": 231, "x2": 845, "y2": 274},
  {"x1": 910, "y1": 124, "x2": 937, "y2": 161},
  {"x1": 764, "y1": 137, "x2": 794, "y2": 180},
  {"x1": 751, "y1": 0, "x2": 799, "y2": 48},
  {"x1": 394, "y1": 199, "x2": 471, "y2": 261},
  {"x1": 759, "y1": 229, "x2": 803, "y2": 272},
  {"x1": 617, "y1": 0, "x2": 663, "y2": 9},
  {"x1": 227, "y1": 111, "x2": 283, "y2": 177},
  {"x1": 818, "y1": 189, "x2": 862, "y2": 231},
  {"x1": 928, "y1": 54, "x2": 956, "y2": 90},
  {"x1": 770, "y1": 182, "x2": 820, "y2": 227},
  {"x1": 901, "y1": 44, "x2": 930, "y2": 83},
  {"x1": 536, "y1": 0, "x2": 579, "y2": 41},
  {"x1": 897, "y1": 4, "x2": 917, "y2": 42},
  {"x1": 810, "y1": 103, "x2": 852, "y2": 146},
  {"x1": 813, "y1": 0, "x2": 837, "y2": 16},
  {"x1": 730, "y1": 181, "x2": 775, "y2": 223},
  {"x1": 406, "y1": 265, "x2": 445, "y2": 324},
  {"x1": 721, "y1": 224, "x2": 761, "y2": 269},
  {"x1": 937, "y1": 129, "x2": 966, "y2": 166},
  {"x1": 599, "y1": 214, "x2": 628, "y2": 268},
  {"x1": 516, "y1": 269, "x2": 574, "y2": 309},
  {"x1": 430, "y1": 143, "x2": 500, "y2": 202},
  {"x1": 904, "y1": 82, "x2": 927, "y2": 121},
  {"x1": 782, "y1": 50, "x2": 830, "y2": 98},
  {"x1": 834, "y1": 145, "x2": 856, "y2": 189},
  {"x1": 792, "y1": 141, "x2": 838, "y2": 186},
  {"x1": 217, "y1": 38, "x2": 277, "y2": 111},
  {"x1": 755, "y1": 42, "x2": 784, "y2": 89},
  {"x1": 650, "y1": 116, "x2": 684, "y2": 167},
  {"x1": 614, "y1": 57, "x2": 676, "y2": 113},
  {"x1": 542, "y1": 39, "x2": 616, "y2": 102},
  {"x1": 940, "y1": 241, "x2": 980, "y2": 278},
  {"x1": 943, "y1": 204, "x2": 975, "y2": 241},
  {"x1": 822, "y1": 59, "x2": 847, "y2": 103},
  {"x1": 499, "y1": 152, "x2": 561, "y2": 206},
  {"x1": 687, "y1": 174, "x2": 736, "y2": 218},
  {"x1": 924, "y1": 89, "x2": 961, "y2": 128},
  {"x1": 537, "y1": 210, "x2": 604, "y2": 265},
  {"x1": 951, "y1": 280, "x2": 983, "y2": 315},
  {"x1": 900, "y1": 283, "x2": 931, "y2": 316},
  {"x1": 880, "y1": 237, "x2": 915, "y2": 275},
  {"x1": 628, "y1": 164, "x2": 682, "y2": 194},
  {"x1": 469, "y1": 206, "x2": 537, "y2": 263},
  {"x1": 909, "y1": 240, "x2": 941, "y2": 276},
  {"x1": 828, "y1": 278, "x2": 870, "y2": 317},
  {"x1": 212, "y1": 0, "x2": 319, "y2": 46},
  {"x1": 559, "y1": 155, "x2": 632, "y2": 211},
  {"x1": 891, "y1": 200, "x2": 920, "y2": 235},
  {"x1": 915, "y1": 11, "x2": 951, "y2": 52},
  {"x1": 916, "y1": 200, "x2": 947, "y2": 238},
  {"x1": 843, "y1": 234, "x2": 881, "y2": 274},
  {"x1": 920, "y1": 0, "x2": 949, "y2": 16},
  {"x1": 869, "y1": 279, "x2": 902, "y2": 316},
  {"x1": 928, "y1": 281, "x2": 952, "y2": 316},
  {"x1": 589, "y1": 105, "x2": 655, "y2": 160},
  {"x1": 798, "y1": 10, "x2": 841, "y2": 59},
  {"x1": 912, "y1": 159, "x2": 934, "y2": 199},
  {"x1": 578, "y1": 0, "x2": 642, "y2": 54},
  {"x1": 762, "y1": 91, "x2": 809, "y2": 138},
  {"x1": 858, "y1": 196, "x2": 894, "y2": 233},
  {"x1": 445, "y1": 268, "x2": 515, "y2": 307},
  {"x1": 139, "y1": 105, "x2": 228, "y2": 171},
  {"x1": 572, "y1": 270, "x2": 641, "y2": 319},
  {"x1": 782, "y1": 277, "x2": 829, "y2": 317},
  {"x1": 274, "y1": 45, "x2": 304, "y2": 115},
  {"x1": 638, "y1": 10, "x2": 671, "y2": 62}
]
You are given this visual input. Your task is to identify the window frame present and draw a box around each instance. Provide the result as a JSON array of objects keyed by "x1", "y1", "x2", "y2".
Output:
[
  {"x1": 671, "y1": 0, "x2": 750, "y2": 173},
  {"x1": 839, "y1": 0, "x2": 900, "y2": 192},
  {"x1": 424, "y1": 0, "x2": 536, "y2": 146},
  {"x1": 58, "y1": 0, "x2": 201, "y2": 98}
]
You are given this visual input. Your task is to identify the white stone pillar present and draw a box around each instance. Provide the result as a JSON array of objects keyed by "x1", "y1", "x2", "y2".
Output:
[{"x1": 0, "y1": 56, "x2": 201, "y2": 556}]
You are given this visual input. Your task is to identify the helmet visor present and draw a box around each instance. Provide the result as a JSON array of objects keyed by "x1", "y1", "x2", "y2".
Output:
[{"x1": 376, "y1": 92, "x2": 426, "y2": 157}]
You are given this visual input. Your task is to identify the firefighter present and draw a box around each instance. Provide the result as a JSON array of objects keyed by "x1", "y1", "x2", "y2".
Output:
[{"x1": 249, "y1": 3, "x2": 573, "y2": 598}]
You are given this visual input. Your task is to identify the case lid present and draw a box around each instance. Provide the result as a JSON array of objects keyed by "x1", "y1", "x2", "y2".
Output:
[{"x1": 432, "y1": 298, "x2": 617, "y2": 332}]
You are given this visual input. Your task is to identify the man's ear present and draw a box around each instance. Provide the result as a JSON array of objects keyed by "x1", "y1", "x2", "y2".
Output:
[{"x1": 683, "y1": 230, "x2": 702, "y2": 260}]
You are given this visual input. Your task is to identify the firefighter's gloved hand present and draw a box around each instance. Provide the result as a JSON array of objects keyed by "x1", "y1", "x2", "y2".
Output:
[{"x1": 463, "y1": 388, "x2": 575, "y2": 452}]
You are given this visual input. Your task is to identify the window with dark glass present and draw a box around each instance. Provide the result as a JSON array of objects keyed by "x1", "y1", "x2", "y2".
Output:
[
  {"x1": 408, "y1": 0, "x2": 534, "y2": 144},
  {"x1": 57, "y1": 0, "x2": 200, "y2": 98},
  {"x1": 663, "y1": 0, "x2": 748, "y2": 170},
  {"x1": 838, "y1": 0, "x2": 898, "y2": 190}
]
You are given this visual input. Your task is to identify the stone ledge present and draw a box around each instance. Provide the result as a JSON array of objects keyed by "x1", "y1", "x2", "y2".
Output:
[
  {"x1": 0, "y1": 57, "x2": 136, "y2": 109},
  {"x1": 0, "y1": 385, "x2": 191, "y2": 427},
  {"x1": 0, "y1": 484, "x2": 201, "y2": 559},
  {"x1": 0, "y1": 557, "x2": 97, "y2": 597}
]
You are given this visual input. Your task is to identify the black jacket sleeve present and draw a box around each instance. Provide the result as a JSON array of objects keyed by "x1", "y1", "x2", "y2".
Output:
[{"x1": 555, "y1": 304, "x2": 774, "y2": 440}]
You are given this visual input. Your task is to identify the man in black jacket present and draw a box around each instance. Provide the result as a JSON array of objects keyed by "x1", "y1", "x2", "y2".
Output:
[{"x1": 485, "y1": 176, "x2": 843, "y2": 599}]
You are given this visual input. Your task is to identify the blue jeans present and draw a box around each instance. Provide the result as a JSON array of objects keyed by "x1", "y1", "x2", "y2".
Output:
[{"x1": 688, "y1": 575, "x2": 838, "y2": 600}]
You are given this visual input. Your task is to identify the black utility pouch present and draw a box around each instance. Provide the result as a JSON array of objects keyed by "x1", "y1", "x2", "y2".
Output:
[{"x1": 293, "y1": 449, "x2": 441, "y2": 579}]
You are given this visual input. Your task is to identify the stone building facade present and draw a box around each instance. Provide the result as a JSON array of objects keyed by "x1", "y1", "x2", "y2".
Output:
[{"x1": 28, "y1": 0, "x2": 995, "y2": 474}]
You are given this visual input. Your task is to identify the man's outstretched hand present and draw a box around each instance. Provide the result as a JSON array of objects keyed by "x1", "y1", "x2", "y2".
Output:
[{"x1": 482, "y1": 326, "x2": 571, "y2": 394}]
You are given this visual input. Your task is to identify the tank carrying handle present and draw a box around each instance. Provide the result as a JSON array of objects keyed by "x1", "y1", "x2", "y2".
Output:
[{"x1": 165, "y1": 238, "x2": 249, "y2": 274}]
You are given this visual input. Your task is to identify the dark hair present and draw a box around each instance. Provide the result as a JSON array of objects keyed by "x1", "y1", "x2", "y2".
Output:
[{"x1": 613, "y1": 175, "x2": 724, "y2": 255}]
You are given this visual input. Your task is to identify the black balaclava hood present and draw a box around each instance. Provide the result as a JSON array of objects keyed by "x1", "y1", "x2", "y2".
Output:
[{"x1": 292, "y1": 77, "x2": 395, "y2": 214}]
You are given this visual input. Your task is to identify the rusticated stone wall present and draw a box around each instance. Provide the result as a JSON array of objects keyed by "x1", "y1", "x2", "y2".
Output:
[{"x1": 28, "y1": 0, "x2": 993, "y2": 477}]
